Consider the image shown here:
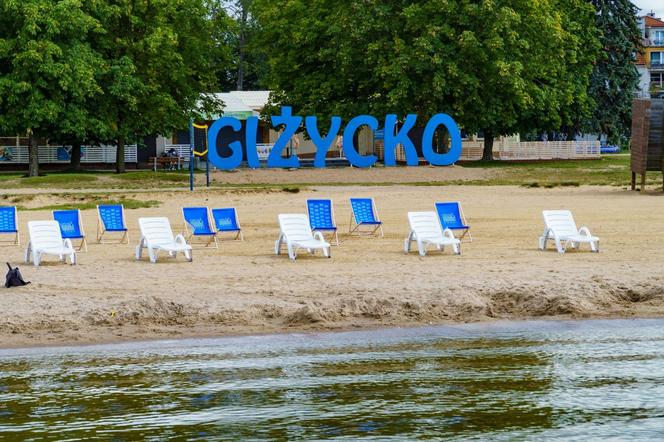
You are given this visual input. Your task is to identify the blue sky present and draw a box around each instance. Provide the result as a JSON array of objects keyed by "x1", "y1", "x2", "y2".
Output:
[{"x1": 633, "y1": 0, "x2": 664, "y2": 19}]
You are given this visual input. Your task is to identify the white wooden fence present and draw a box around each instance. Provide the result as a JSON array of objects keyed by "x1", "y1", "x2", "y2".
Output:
[
  {"x1": 0, "y1": 145, "x2": 137, "y2": 164},
  {"x1": 460, "y1": 140, "x2": 600, "y2": 161}
]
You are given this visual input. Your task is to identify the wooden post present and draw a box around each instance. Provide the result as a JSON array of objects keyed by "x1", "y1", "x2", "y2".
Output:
[
  {"x1": 631, "y1": 172, "x2": 636, "y2": 191},
  {"x1": 641, "y1": 173, "x2": 647, "y2": 191}
]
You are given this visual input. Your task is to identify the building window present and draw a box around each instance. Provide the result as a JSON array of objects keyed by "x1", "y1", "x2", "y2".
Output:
[
  {"x1": 652, "y1": 51, "x2": 663, "y2": 66},
  {"x1": 655, "y1": 30, "x2": 664, "y2": 46},
  {"x1": 652, "y1": 72, "x2": 663, "y2": 87}
]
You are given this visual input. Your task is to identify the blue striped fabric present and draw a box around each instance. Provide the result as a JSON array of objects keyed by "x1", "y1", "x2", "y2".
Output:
[
  {"x1": 307, "y1": 199, "x2": 336, "y2": 231},
  {"x1": 98, "y1": 205, "x2": 127, "y2": 232},
  {"x1": 0, "y1": 206, "x2": 17, "y2": 233},
  {"x1": 350, "y1": 198, "x2": 381, "y2": 225}
]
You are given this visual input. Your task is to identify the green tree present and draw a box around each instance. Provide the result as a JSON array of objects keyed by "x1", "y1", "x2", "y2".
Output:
[
  {"x1": 255, "y1": 0, "x2": 599, "y2": 160},
  {"x1": 88, "y1": 0, "x2": 224, "y2": 173},
  {"x1": 586, "y1": 0, "x2": 641, "y2": 145},
  {"x1": 0, "y1": 0, "x2": 103, "y2": 176}
]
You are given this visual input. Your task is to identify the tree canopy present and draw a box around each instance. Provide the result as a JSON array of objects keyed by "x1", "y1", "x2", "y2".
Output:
[{"x1": 255, "y1": 0, "x2": 600, "y2": 159}]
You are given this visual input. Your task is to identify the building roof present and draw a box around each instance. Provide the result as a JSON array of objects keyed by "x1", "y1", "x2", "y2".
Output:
[
  {"x1": 644, "y1": 16, "x2": 664, "y2": 28},
  {"x1": 228, "y1": 91, "x2": 271, "y2": 110}
]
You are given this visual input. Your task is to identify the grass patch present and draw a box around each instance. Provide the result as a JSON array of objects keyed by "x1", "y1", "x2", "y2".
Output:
[
  {"x1": 18, "y1": 173, "x2": 99, "y2": 186},
  {"x1": 114, "y1": 171, "x2": 189, "y2": 182},
  {"x1": 282, "y1": 187, "x2": 300, "y2": 193},
  {"x1": 24, "y1": 198, "x2": 160, "y2": 211}
]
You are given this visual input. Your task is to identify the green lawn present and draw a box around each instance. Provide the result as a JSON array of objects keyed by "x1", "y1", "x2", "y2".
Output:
[{"x1": 0, "y1": 155, "x2": 650, "y2": 190}]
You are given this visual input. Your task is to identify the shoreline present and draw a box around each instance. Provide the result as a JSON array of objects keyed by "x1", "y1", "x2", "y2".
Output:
[
  {"x1": 2, "y1": 182, "x2": 664, "y2": 349},
  {"x1": 2, "y1": 312, "x2": 664, "y2": 351}
]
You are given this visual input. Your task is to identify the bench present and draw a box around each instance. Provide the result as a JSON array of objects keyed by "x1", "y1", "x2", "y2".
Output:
[{"x1": 149, "y1": 156, "x2": 182, "y2": 171}]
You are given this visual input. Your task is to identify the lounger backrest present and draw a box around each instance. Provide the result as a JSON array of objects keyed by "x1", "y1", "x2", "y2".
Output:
[
  {"x1": 212, "y1": 208, "x2": 241, "y2": 232},
  {"x1": 543, "y1": 210, "x2": 578, "y2": 237},
  {"x1": 408, "y1": 211, "x2": 443, "y2": 240},
  {"x1": 182, "y1": 207, "x2": 214, "y2": 235},
  {"x1": 307, "y1": 199, "x2": 335, "y2": 229},
  {"x1": 435, "y1": 202, "x2": 465, "y2": 229},
  {"x1": 279, "y1": 214, "x2": 315, "y2": 241},
  {"x1": 98, "y1": 205, "x2": 127, "y2": 231},
  {"x1": 53, "y1": 209, "x2": 84, "y2": 239},
  {"x1": 350, "y1": 198, "x2": 378, "y2": 223},
  {"x1": 28, "y1": 221, "x2": 64, "y2": 249},
  {"x1": 138, "y1": 217, "x2": 176, "y2": 247},
  {"x1": 0, "y1": 206, "x2": 18, "y2": 233}
]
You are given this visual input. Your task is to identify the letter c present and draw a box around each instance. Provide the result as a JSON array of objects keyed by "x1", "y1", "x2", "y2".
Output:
[{"x1": 343, "y1": 115, "x2": 378, "y2": 168}]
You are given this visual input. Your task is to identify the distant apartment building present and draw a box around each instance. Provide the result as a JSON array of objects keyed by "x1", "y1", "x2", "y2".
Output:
[{"x1": 638, "y1": 13, "x2": 664, "y2": 95}]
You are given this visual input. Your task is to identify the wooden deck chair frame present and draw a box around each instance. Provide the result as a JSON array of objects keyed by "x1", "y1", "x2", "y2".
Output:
[
  {"x1": 211, "y1": 208, "x2": 244, "y2": 242},
  {"x1": 0, "y1": 206, "x2": 20, "y2": 246},
  {"x1": 53, "y1": 209, "x2": 88, "y2": 252},
  {"x1": 182, "y1": 207, "x2": 219, "y2": 249},
  {"x1": 348, "y1": 198, "x2": 384, "y2": 237},
  {"x1": 436, "y1": 201, "x2": 472, "y2": 242},
  {"x1": 307, "y1": 199, "x2": 340, "y2": 246},
  {"x1": 96, "y1": 205, "x2": 130, "y2": 244}
]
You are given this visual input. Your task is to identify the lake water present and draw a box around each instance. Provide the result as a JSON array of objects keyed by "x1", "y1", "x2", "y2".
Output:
[{"x1": 1, "y1": 319, "x2": 664, "y2": 440}]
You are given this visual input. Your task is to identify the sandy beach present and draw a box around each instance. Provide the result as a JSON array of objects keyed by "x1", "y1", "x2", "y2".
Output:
[{"x1": 1, "y1": 169, "x2": 664, "y2": 348}]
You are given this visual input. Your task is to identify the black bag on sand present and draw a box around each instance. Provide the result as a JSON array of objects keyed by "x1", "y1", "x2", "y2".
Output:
[{"x1": 5, "y1": 263, "x2": 30, "y2": 288}]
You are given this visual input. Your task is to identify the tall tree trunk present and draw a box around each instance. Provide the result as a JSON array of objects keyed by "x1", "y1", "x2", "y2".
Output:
[
  {"x1": 28, "y1": 131, "x2": 40, "y2": 177},
  {"x1": 116, "y1": 136, "x2": 125, "y2": 174},
  {"x1": 482, "y1": 130, "x2": 494, "y2": 161},
  {"x1": 237, "y1": 4, "x2": 248, "y2": 90},
  {"x1": 70, "y1": 142, "x2": 82, "y2": 171}
]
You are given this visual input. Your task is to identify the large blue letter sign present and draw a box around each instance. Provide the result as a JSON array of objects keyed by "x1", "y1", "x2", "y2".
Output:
[
  {"x1": 343, "y1": 115, "x2": 378, "y2": 168},
  {"x1": 206, "y1": 107, "x2": 462, "y2": 169},
  {"x1": 207, "y1": 117, "x2": 243, "y2": 170},
  {"x1": 421, "y1": 114, "x2": 462, "y2": 166}
]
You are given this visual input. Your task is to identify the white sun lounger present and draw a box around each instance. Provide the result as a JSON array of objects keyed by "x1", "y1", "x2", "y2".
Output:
[
  {"x1": 25, "y1": 220, "x2": 77, "y2": 266},
  {"x1": 136, "y1": 217, "x2": 192, "y2": 263},
  {"x1": 274, "y1": 214, "x2": 331, "y2": 261},
  {"x1": 539, "y1": 210, "x2": 599, "y2": 254},
  {"x1": 404, "y1": 211, "x2": 460, "y2": 256}
]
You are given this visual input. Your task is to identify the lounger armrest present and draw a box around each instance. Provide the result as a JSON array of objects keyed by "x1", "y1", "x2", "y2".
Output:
[
  {"x1": 442, "y1": 228, "x2": 457, "y2": 241},
  {"x1": 63, "y1": 238, "x2": 74, "y2": 250},
  {"x1": 174, "y1": 234, "x2": 189, "y2": 246},
  {"x1": 578, "y1": 226, "x2": 593, "y2": 238},
  {"x1": 313, "y1": 231, "x2": 326, "y2": 242}
]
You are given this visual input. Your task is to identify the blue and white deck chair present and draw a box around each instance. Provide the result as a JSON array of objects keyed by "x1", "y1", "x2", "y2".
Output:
[
  {"x1": 53, "y1": 209, "x2": 88, "y2": 251},
  {"x1": 182, "y1": 207, "x2": 218, "y2": 248},
  {"x1": 435, "y1": 202, "x2": 471, "y2": 242},
  {"x1": 349, "y1": 198, "x2": 384, "y2": 237},
  {"x1": 0, "y1": 206, "x2": 19, "y2": 245},
  {"x1": 306, "y1": 199, "x2": 339, "y2": 246},
  {"x1": 211, "y1": 208, "x2": 244, "y2": 241},
  {"x1": 97, "y1": 205, "x2": 129, "y2": 244}
]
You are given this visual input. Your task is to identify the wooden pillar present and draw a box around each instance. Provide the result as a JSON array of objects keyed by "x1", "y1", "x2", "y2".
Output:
[
  {"x1": 641, "y1": 173, "x2": 647, "y2": 191},
  {"x1": 631, "y1": 172, "x2": 636, "y2": 191}
]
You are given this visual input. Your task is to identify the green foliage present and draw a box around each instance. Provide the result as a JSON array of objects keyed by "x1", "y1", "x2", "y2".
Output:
[
  {"x1": 255, "y1": 0, "x2": 599, "y2": 158},
  {"x1": 586, "y1": 0, "x2": 641, "y2": 144},
  {"x1": 0, "y1": 0, "x2": 104, "y2": 175}
]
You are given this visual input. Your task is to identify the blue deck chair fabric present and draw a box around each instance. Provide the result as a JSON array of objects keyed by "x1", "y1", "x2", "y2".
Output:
[
  {"x1": 307, "y1": 199, "x2": 339, "y2": 245},
  {"x1": 183, "y1": 207, "x2": 215, "y2": 236},
  {"x1": 211, "y1": 208, "x2": 243, "y2": 240},
  {"x1": 349, "y1": 198, "x2": 383, "y2": 236},
  {"x1": 97, "y1": 204, "x2": 129, "y2": 243},
  {"x1": 0, "y1": 206, "x2": 19, "y2": 245},
  {"x1": 98, "y1": 205, "x2": 127, "y2": 232},
  {"x1": 183, "y1": 207, "x2": 217, "y2": 247},
  {"x1": 435, "y1": 202, "x2": 471, "y2": 241},
  {"x1": 53, "y1": 209, "x2": 87, "y2": 251}
]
